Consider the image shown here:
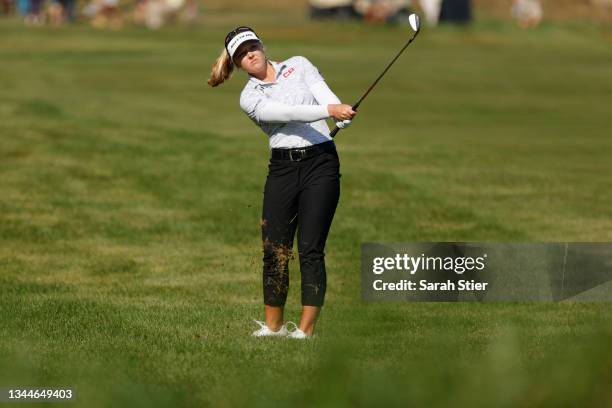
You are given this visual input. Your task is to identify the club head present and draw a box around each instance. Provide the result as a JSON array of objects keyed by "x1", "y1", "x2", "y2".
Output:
[{"x1": 408, "y1": 14, "x2": 421, "y2": 32}]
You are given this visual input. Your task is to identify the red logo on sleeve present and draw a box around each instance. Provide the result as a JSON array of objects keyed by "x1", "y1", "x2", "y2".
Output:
[{"x1": 282, "y1": 67, "x2": 295, "y2": 78}]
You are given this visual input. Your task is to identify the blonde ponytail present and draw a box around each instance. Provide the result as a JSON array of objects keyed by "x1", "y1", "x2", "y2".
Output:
[{"x1": 207, "y1": 48, "x2": 234, "y2": 87}]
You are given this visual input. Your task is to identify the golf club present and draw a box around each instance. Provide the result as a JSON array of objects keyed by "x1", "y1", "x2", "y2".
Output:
[{"x1": 330, "y1": 13, "x2": 421, "y2": 138}]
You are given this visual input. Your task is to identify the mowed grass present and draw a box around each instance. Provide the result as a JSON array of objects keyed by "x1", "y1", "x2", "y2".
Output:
[{"x1": 1, "y1": 12, "x2": 612, "y2": 407}]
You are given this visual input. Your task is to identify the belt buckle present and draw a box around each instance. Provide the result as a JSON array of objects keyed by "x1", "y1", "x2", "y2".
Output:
[{"x1": 289, "y1": 149, "x2": 305, "y2": 162}]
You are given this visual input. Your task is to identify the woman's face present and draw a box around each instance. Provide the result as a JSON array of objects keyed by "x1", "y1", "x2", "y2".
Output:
[{"x1": 234, "y1": 41, "x2": 266, "y2": 75}]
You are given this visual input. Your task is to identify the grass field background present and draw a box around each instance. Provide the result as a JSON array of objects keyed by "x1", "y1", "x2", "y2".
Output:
[{"x1": 1, "y1": 11, "x2": 612, "y2": 407}]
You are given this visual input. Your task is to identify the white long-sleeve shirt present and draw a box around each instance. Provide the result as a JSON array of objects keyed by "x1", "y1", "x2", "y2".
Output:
[{"x1": 239, "y1": 56, "x2": 342, "y2": 149}]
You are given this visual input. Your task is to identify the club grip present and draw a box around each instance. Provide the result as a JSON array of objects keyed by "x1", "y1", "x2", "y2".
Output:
[{"x1": 330, "y1": 104, "x2": 357, "y2": 139}]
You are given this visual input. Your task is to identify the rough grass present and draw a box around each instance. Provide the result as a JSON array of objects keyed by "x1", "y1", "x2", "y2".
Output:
[{"x1": 1, "y1": 12, "x2": 612, "y2": 407}]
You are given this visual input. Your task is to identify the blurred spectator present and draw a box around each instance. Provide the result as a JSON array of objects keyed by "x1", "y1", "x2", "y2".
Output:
[
  {"x1": 133, "y1": 0, "x2": 198, "y2": 29},
  {"x1": 83, "y1": 0, "x2": 123, "y2": 29},
  {"x1": 17, "y1": 0, "x2": 30, "y2": 16},
  {"x1": 512, "y1": 0, "x2": 542, "y2": 28},
  {"x1": 418, "y1": 0, "x2": 441, "y2": 26},
  {"x1": 439, "y1": 0, "x2": 471, "y2": 24},
  {"x1": 48, "y1": 0, "x2": 63, "y2": 24},
  {"x1": 309, "y1": 0, "x2": 358, "y2": 20},
  {"x1": 24, "y1": 0, "x2": 44, "y2": 24},
  {"x1": 354, "y1": 0, "x2": 413, "y2": 25},
  {"x1": 58, "y1": 0, "x2": 76, "y2": 21},
  {"x1": 179, "y1": 0, "x2": 198, "y2": 24},
  {"x1": 47, "y1": 0, "x2": 75, "y2": 24},
  {"x1": 1, "y1": 0, "x2": 14, "y2": 15}
]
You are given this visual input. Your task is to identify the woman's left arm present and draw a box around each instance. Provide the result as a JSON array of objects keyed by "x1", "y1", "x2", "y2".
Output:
[
  {"x1": 310, "y1": 81, "x2": 342, "y2": 106},
  {"x1": 299, "y1": 56, "x2": 343, "y2": 105},
  {"x1": 299, "y1": 56, "x2": 353, "y2": 127}
]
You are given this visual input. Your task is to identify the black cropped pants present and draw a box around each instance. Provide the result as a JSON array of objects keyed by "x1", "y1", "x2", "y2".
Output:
[{"x1": 261, "y1": 142, "x2": 340, "y2": 307}]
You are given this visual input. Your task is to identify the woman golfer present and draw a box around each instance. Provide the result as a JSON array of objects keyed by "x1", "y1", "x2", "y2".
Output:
[{"x1": 208, "y1": 26, "x2": 355, "y2": 339}]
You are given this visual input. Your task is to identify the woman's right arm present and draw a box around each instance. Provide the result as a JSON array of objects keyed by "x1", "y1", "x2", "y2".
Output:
[
  {"x1": 244, "y1": 98, "x2": 328, "y2": 123},
  {"x1": 241, "y1": 93, "x2": 354, "y2": 124}
]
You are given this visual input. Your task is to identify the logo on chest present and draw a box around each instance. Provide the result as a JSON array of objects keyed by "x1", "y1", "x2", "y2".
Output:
[{"x1": 282, "y1": 67, "x2": 295, "y2": 78}]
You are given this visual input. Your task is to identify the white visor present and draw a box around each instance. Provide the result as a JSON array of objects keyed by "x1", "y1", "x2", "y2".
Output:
[{"x1": 226, "y1": 31, "x2": 261, "y2": 59}]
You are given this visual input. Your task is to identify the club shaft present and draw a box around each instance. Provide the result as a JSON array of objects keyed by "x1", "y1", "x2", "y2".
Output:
[{"x1": 330, "y1": 30, "x2": 420, "y2": 138}]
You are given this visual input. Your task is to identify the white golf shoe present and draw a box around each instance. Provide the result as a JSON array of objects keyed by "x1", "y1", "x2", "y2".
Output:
[
  {"x1": 251, "y1": 320, "x2": 288, "y2": 337},
  {"x1": 286, "y1": 321, "x2": 313, "y2": 339}
]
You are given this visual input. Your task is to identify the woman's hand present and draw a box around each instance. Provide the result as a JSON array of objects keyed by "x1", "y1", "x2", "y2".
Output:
[{"x1": 327, "y1": 104, "x2": 356, "y2": 121}]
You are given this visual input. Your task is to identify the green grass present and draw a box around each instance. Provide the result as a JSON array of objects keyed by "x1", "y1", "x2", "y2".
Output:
[{"x1": 1, "y1": 13, "x2": 612, "y2": 407}]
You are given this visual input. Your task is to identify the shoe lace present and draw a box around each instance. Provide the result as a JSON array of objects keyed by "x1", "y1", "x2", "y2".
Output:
[
  {"x1": 253, "y1": 319, "x2": 267, "y2": 330},
  {"x1": 285, "y1": 321, "x2": 299, "y2": 333}
]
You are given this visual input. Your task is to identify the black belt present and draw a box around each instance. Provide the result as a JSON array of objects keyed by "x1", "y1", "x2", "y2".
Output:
[{"x1": 271, "y1": 141, "x2": 336, "y2": 162}]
